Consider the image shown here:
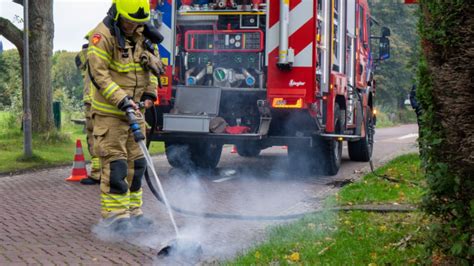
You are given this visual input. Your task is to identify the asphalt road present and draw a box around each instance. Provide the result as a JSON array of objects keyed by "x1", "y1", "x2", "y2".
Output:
[{"x1": 0, "y1": 124, "x2": 418, "y2": 265}]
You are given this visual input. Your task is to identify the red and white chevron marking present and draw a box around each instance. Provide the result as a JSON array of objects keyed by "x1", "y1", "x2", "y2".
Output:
[{"x1": 266, "y1": 0, "x2": 315, "y2": 67}]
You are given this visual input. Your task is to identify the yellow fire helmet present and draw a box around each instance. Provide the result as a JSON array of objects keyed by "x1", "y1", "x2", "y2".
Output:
[{"x1": 115, "y1": 0, "x2": 150, "y2": 23}]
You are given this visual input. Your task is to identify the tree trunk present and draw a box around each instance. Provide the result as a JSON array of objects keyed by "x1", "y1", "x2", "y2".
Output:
[{"x1": 29, "y1": 0, "x2": 54, "y2": 133}]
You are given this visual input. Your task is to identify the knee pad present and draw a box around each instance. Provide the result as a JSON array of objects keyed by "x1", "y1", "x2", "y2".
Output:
[
  {"x1": 109, "y1": 160, "x2": 128, "y2": 194},
  {"x1": 130, "y1": 158, "x2": 147, "y2": 192}
]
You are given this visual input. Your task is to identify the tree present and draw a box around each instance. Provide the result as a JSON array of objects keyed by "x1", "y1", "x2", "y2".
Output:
[
  {"x1": 52, "y1": 51, "x2": 84, "y2": 106},
  {"x1": 369, "y1": 0, "x2": 419, "y2": 110},
  {"x1": 0, "y1": 50, "x2": 21, "y2": 109},
  {"x1": 0, "y1": 0, "x2": 54, "y2": 133},
  {"x1": 418, "y1": 0, "x2": 473, "y2": 263}
]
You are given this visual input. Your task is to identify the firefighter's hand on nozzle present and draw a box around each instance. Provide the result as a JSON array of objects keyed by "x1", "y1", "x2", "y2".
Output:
[
  {"x1": 118, "y1": 97, "x2": 138, "y2": 112},
  {"x1": 144, "y1": 99, "x2": 154, "y2": 109}
]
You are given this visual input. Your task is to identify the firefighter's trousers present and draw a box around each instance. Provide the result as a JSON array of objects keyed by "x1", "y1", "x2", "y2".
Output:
[
  {"x1": 85, "y1": 104, "x2": 101, "y2": 181},
  {"x1": 92, "y1": 114, "x2": 147, "y2": 221}
]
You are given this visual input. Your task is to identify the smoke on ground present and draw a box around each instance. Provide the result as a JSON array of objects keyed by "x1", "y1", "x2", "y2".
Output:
[{"x1": 92, "y1": 147, "x2": 338, "y2": 264}]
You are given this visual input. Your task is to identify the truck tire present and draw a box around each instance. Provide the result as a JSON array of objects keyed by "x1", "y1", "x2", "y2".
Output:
[
  {"x1": 287, "y1": 143, "x2": 314, "y2": 173},
  {"x1": 320, "y1": 103, "x2": 343, "y2": 175},
  {"x1": 165, "y1": 142, "x2": 223, "y2": 169},
  {"x1": 348, "y1": 107, "x2": 374, "y2": 162},
  {"x1": 164, "y1": 143, "x2": 193, "y2": 169},
  {"x1": 189, "y1": 142, "x2": 223, "y2": 169},
  {"x1": 287, "y1": 104, "x2": 343, "y2": 176},
  {"x1": 236, "y1": 144, "x2": 261, "y2": 157}
]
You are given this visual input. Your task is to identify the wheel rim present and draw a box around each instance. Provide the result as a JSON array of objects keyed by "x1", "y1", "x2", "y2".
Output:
[
  {"x1": 367, "y1": 112, "x2": 374, "y2": 157},
  {"x1": 334, "y1": 139, "x2": 342, "y2": 163}
]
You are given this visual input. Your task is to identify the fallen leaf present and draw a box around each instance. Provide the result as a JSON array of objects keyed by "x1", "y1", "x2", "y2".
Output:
[
  {"x1": 379, "y1": 225, "x2": 387, "y2": 232},
  {"x1": 255, "y1": 251, "x2": 261, "y2": 259},
  {"x1": 289, "y1": 252, "x2": 300, "y2": 262},
  {"x1": 318, "y1": 243, "x2": 335, "y2": 255}
]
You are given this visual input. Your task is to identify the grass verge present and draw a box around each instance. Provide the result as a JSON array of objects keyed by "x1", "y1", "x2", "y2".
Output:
[
  {"x1": 0, "y1": 112, "x2": 164, "y2": 174},
  {"x1": 229, "y1": 154, "x2": 429, "y2": 265},
  {"x1": 375, "y1": 109, "x2": 417, "y2": 128}
]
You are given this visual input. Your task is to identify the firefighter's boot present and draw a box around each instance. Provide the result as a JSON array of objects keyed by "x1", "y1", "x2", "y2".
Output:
[
  {"x1": 131, "y1": 215, "x2": 154, "y2": 230},
  {"x1": 80, "y1": 176, "x2": 100, "y2": 185},
  {"x1": 103, "y1": 217, "x2": 134, "y2": 235},
  {"x1": 81, "y1": 157, "x2": 101, "y2": 184}
]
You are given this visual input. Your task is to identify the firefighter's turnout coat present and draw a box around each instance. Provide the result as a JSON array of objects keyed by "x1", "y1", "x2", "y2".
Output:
[{"x1": 88, "y1": 21, "x2": 158, "y2": 117}]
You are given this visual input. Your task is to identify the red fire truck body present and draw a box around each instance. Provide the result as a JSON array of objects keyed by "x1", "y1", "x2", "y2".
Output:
[{"x1": 147, "y1": 0, "x2": 390, "y2": 175}]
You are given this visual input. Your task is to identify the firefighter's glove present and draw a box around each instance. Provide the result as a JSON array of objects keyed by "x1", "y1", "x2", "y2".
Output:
[
  {"x1": 140, "y1": 51, "x2": 165, "y2": 77},
  {"x1": 118, "y1": 97, "x2": 137, "y2": 112}
]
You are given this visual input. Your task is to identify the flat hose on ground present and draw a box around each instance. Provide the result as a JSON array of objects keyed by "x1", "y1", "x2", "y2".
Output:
[{"x1": 144, "y1": 106, "x2": 417, "y2": 221}]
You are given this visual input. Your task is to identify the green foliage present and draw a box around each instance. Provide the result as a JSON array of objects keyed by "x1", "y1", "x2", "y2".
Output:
[
  {"x1": 417, "y1": 0, "x2": 473, "y2": 263},
  {"x1": 0, "y1": 111, "x2": 165, "y2": 173},
  {"x1": 336, "y1": 154, "x2": 425, "y2": 205},
  {"x1": 375, "y1": 108, "x2": 417, "y2": 128},
  {"x1": 231, "y1": 211, "x2": 427, "y2": 265},
  {"x1": 0, "y1": 50, "x2": 21, "y2": 111},
  {"x1": 0, "y1": 49, "x2": 83, "y2": 114},
  {"x1": 52, "y1": 50, "x2": 84, "y2": 107},
  {"x1": 369, "y1": 0, "x2": 419, "y2": 110}
]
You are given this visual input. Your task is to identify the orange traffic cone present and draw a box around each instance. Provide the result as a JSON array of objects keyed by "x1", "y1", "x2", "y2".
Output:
[
  {"x1": 66, "y1": 139, "x2": 88, "y2": 182},
  {"x1": 231, "y1": 145, "x2": 237, "y2": 154}
]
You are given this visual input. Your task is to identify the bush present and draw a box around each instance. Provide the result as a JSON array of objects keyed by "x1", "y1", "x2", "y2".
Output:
[{"x1": 417, "y1": 1, "x2": 474, "y2": 263}]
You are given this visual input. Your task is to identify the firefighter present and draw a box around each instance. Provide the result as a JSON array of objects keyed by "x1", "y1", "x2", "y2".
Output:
[
  {"x1": 87, "y1": 0, "x2": 162, "y2": 232},
  {"x1": 409, "y1": 84, "x2": 422, "y2": 127},
  {"x1": 75, "y1": 34, "x2": 101, "y2": 185}
]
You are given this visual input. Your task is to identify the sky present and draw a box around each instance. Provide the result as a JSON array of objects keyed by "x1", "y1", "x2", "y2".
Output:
[{"x1": 0, "y1": 0, "x2": 112, "y2": 52}]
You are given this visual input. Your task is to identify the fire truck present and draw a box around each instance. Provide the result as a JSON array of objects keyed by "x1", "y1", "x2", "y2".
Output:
[{"x1": 146, "y1": 0, "x2": 390, "y2": 175}]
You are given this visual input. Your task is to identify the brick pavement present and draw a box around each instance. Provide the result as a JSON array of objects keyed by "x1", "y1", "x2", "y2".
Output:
[{"x1": 0, "y1": 166, "x2": 158, "y2": 265}]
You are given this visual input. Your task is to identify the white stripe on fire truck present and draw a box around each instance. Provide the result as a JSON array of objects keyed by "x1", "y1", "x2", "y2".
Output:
[
  {"x1": 266, "y1": 0, "x2": 314, "y2": 66},
  {"x1": 294, "y1": 43, "x2": 313, "y2": 67},
  {"x1": 160, "y1": 24, "x2": 172, "y2": 60}
]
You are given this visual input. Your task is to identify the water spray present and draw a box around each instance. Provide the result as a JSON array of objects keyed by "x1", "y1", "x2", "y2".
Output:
[{"x1": 125, "y1": 104, "x2": 202, "y2": 258}]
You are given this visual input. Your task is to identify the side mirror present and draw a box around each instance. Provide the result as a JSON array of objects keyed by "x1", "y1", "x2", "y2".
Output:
[
  {"x1": 381, "y1": 27, "x2": 391, "y2": 38},
  {"x1": 379, "y1": 37, "x2": 390, "y2": 60}
]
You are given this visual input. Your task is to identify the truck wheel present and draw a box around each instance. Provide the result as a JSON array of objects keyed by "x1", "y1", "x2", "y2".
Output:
[
  {"x1": 236, "y1": 144, "x2": 261, "y2": 157},
  {"x1": 320, "y1": 103, "x2": 343, "y2": 175},
  {"x1": 287, "y1": 143, "x2": 314, "y2": 173},
  {"x1": 189, "y1": 142, "x2": 223, "y2": 169},
  {"x1": 348, "y1": 107, "x2": 374, "y2": 162},
  {"x1": 165, "y1": 143, "x2": 193, "y2": 169}
]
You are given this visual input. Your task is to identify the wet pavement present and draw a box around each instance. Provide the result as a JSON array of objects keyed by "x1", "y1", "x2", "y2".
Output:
[{"x1": 0, "y1": 124, "x2": 419, "y2": 265}]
